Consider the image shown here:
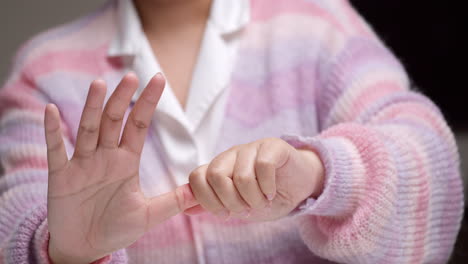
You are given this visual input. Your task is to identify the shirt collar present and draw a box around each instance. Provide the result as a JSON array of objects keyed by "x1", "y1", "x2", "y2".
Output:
[{"x1": 108, "y1": 0, "x2": 250, "y2": 57}]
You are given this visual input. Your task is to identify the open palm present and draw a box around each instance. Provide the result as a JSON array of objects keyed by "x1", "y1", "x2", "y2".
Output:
[{"x1": 44, "y1": 73, "x2": 196, "y2": 263}]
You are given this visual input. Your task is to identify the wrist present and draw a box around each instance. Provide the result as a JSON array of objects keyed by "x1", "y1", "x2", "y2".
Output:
[
  {"x1": 297, "y1": 148, "x2": 325, "y2": 199},
  {"x1": 48, "y1": 238, "x2": 96, "y2": 264}
]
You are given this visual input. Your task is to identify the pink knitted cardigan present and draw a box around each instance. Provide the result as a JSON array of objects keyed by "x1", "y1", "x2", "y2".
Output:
[{"x1": 0, "y1": 0, "x2": 463, "y2": 263}]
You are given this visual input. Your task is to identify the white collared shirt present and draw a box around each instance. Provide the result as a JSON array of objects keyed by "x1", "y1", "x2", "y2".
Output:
[{"x1": 108, "y1": 0, "x2": 250, "y2": 186}]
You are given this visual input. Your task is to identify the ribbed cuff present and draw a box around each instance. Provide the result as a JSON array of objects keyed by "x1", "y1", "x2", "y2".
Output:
[
  {"x1": 6, "y1": 203, "x2": 48, "y2": 263},
  {"x1": 281, "y1": 134, "x2": 365, "y2": 217}
]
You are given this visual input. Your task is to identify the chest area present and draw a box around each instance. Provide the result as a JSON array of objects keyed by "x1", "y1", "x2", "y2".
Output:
[{"x1": 146, "y1": 24, "x2": 206, "y2": 110}]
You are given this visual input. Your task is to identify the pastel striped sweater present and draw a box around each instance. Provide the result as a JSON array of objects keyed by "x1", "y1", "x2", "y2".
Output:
[{"x1": 0, "y1": 0, "x2": 464, "y2": 263}]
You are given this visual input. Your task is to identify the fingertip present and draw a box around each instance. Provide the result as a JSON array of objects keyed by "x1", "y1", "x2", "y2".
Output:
[
  {"x1": 92, "y1": 78, "x2": 106, "y2": 86},
  {"x1": 144, "y1": 73, "x2": 166, "y2": 94},
  {"x1": 45, "y1": 103, "x2": 59, "y2": 117},
  {"x1": 126, "y1": 71, "x2": 138, "y2": 79},
  {"x1": 123, "y1": 71, "x2": 139, "y2": 87},
  {"x1": 91, "y1": 79, "x2": 107, "y2": 94},
  {"x1": 154, "y1": 72, "x2": 166, "y2": 85},
  {"x1": 45, "y1": 103, "x2": 56, "y2": 112},
  {"x1": 44, "y1": 104, "x2": 61, "y2": 131}
]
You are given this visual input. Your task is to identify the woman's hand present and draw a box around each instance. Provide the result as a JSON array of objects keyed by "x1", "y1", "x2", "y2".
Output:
[
  {"x1": 45, "y1": 73, "x2": 197, "y2": 264},
  {"x1": 188, "y1": 138, "x2": 325, "y2": 221}
]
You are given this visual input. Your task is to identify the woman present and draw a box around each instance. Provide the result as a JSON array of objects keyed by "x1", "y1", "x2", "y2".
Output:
[{"x1": 0, "y1": 0, "x2": 463, "y2": 263}]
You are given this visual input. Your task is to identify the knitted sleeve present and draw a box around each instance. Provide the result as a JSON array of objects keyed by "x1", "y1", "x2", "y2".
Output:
[
  {"x1": 0, "y1": 55, "x2": 127, "y2": 263},
  {"x1": 281, "y1": 1, "x2": 464, "y2": 263}
]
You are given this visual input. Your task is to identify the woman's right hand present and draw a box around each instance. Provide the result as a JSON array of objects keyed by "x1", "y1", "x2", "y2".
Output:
[{"x1": 44, "y1": 73, "x2": 197, "y2": 264}]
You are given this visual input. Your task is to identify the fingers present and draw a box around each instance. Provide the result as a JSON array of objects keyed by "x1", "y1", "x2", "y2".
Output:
[
  {"x1": 120, "y1": 74, "x2": 165, "y2": 155},
  {"x1": 233, "y1": 145, "x2": 269, "y2": 210},
  {"x1": 147, "y1": 184, "x2": 198, "y2": 227},
  {"x1": 206, "y1": 151, "x2": 250, "y2": 216},
  {"x1": 255, "y1": 139, "x2": 290, "y2": 200},
  {"x1": 73, "y1": 80, "x2": 107, "y2": 158},
  {"x1": 98, "y1": 73, "x2": 139, "y2": 149},
  {"x1": 187, "y1": 139, "x2": 290, "y2": 219},
  {"x1": 189, "y1": 164, "x2": 228, "y2": 217},
  {"x1": 44, "y1": 104, "x2": 68, "y2": 174}
]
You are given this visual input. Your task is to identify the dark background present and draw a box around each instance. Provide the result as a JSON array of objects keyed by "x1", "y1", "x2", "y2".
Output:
[
  {"x1": 350, "y1": 0, "x2": 467, "y2": 130},
  {"x1": 1, "y1": 0, "x2": 467, "y2": 262}
]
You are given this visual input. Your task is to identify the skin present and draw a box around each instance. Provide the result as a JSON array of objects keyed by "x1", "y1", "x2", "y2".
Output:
[
  {"x1": 45, "y1": 1, "x2": 325, "y2": 263},
  {"x1": 134, "y1": 0, "x2": 212, "y2": 109}
]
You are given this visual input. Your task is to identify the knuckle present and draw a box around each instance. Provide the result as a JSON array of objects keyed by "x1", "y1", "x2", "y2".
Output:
[
  {"x1": 130, "y1": 115, "x2": 149, "y2": 129},
  {"x1": 256, "y1": 157, "x2": 274, "y2": 169},
  {"x1": 105, "y1": 110, "x2": 123, "y2": 122},
  {"x1": 205, "y1": 173, "x2": 219, "y2": 186},
  {"x1": 79, "y1": 123, "x2": 99, "y2": 134},
  {"x1": 233, "y1": 172, "x2": 251, "y2": 187},
  {"x1": 207, "y1": 165, "x2": 228, "y2": 180},
  {"x1": 189, "y1": 169, "x2": 203, "y2": 184},
  {"x1": 85, "y1": 104, "x2": 102, "y2": 111}
]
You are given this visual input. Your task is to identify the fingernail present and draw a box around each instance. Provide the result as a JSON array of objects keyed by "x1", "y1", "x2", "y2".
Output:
[{"x1": 266, "y1": 194, "x2": 275, "y2": 201}]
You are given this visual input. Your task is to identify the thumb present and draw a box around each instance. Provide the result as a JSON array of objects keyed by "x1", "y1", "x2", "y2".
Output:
[{"x1": 147, "y1": 184, "x2": 199, "y2": 226}]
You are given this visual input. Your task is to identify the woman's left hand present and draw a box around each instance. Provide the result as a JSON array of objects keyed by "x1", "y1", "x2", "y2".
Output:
[{"x1": 187, "y1": 137, "x2": 325, "y2": 221}]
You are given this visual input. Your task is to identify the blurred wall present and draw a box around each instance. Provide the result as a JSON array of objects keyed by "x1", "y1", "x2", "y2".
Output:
[{"x1": 0, "y1": 0, "x2": 106, "y2": 84}]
